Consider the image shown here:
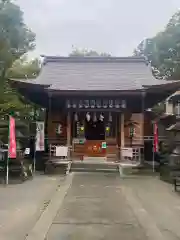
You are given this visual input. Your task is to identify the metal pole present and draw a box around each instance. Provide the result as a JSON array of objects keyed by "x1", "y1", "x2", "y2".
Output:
[
  {"x1": 33, "y1": 106, "x2": 37, "y2": 174},
  {"x1": 6, "y1": 154, "x2": 9, "y2": 185},
  {"x1": 152, "y1": 132, "x2": 155, "y2": 173},
  {"x1": 33, "y1": 136, "x2": 36, "y2": 173}
]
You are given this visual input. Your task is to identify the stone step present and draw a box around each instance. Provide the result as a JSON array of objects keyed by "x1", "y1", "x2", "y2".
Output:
[{"x1": 71, "y1": 161, "x2": 119, "y2": 173}]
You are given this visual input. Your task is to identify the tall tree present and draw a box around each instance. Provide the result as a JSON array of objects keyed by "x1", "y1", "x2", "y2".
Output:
[
  {"x1": 0, "y1": 0, "x2": 36, "y2": 116},
  {"x1": 134, "y1": 10, "x2": 180, "y2": 80},
  {"x1": 69, "y1": 48, "x2": 111, "y2": 57}
]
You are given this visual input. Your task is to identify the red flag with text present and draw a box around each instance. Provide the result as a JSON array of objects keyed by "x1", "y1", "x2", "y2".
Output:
[
  {"x1": 8, "y1": 116, "x2": 16, "y2": 158},
  {"x1": 153, "y1": 122, "x2": 159, "y2": 153}
]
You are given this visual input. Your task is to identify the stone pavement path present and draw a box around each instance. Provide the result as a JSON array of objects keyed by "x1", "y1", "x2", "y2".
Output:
[
  {"x1": 0, "y1": 173, "x2": 64, "y2": 240},
  {"x1": 121, "y1": 176, "x2": 180, "y2": 240},
  {"x1": 47, "y1": 173, "x2": 147, "y2": 240}
]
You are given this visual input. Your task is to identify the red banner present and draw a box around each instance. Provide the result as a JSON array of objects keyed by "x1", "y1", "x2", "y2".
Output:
[
  {"x1": 153, "y1": 122, "x2": 159, "y2": 153},
  {"x1": 8, "y1": 116, "x2": 16, "y2": 158}
]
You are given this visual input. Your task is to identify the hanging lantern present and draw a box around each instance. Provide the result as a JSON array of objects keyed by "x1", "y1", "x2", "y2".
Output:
[
  {"x1": 99, "y1": 113, "x2": 104, "y2": 122},
  {"x1": 86, "y1": 112, "x2": 91, "y2": 122},
  {"x1": 56, "y1": 124, "x2": 62, "y2": 135},
  {"x1": 74, "y1": 112, "x2": 78, "y2": 122},
  {"x1": 108, "y1": 112, "x2": 112, "y2": 122},
  {"x1": 93, "y1": 112, "x2": 97, "y2": 122},
  {"x1": 80, "y1": 125, "x2": 84, "y2": 131}
]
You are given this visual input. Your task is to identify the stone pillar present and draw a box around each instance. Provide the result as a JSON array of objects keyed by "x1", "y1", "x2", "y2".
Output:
[{"x1": 67, "y1": 111, "x2": 71, "y2": 159}]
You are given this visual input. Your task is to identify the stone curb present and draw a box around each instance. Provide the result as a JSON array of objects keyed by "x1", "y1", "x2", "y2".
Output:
[{"x1": 25, "y1": 173, "x2": 74, "y2": 240}]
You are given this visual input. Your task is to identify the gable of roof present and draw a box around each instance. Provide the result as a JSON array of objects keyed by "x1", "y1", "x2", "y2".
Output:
[{"x1": 26, "y1": 56, "x2": 171, "y2": 91}]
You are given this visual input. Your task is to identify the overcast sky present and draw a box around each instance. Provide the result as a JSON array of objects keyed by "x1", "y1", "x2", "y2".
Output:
[{"x1": 16, "y1": 0, "x2": 180, "y2": 57}]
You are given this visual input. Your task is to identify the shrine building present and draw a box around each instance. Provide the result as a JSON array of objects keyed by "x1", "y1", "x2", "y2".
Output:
[{"x1": 10, "y1": 56, "x2": 180, "y2": 161}]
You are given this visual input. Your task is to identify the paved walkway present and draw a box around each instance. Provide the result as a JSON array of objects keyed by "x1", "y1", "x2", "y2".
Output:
[
  {"x1": 121, "y1": 176, "x2": 180, "y2": 240},
  {"x1": 0, "y1": 173, "x2": 64, "y2": 240},
  {"x1": 47, "y1": 173, "x2": 147, "y2": 240},
  {"x1": 46, "y1": 173, "x2": 180, "y2": 240},
  {"x1": 2, "y1": 172, "x2": 180, "y2": 240}
]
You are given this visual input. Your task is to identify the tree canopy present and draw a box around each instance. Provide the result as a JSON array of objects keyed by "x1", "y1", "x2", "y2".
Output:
[
  {"x1": 7, "y1": 56, "x2": 41, "y2": 79},
  {"x1": 0, "y1": 0, "x2": 36, "y2": 117},
  {"x1": 69, "y1": 48, "x2": 111, "y2": 57},
  {"x1": 134, "y1": 10, "x2": 180, "y2": 80}
]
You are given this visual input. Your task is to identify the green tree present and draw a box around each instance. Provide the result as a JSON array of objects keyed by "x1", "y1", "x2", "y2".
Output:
[
  {"x1": 7, "y1": 56, "x2": 41, "y2": 79},
  {"x1": 134, "y1": 10, "x2": 180, "y2": 80},
  {"x1": 0, "y1": 0, "x2": 35, "y2": 116},
  {"x1": 69, "y1": 48, "x2": 111, "y2": 57}
]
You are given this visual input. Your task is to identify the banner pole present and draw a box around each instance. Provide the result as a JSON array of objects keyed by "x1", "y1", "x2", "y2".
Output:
[
  {"x1": 152, "y1": 122, "x2": 155, "y2": 173},
  {"x1": 33, "y1": 135, "x2": 36, "y2": 173},
  {"x1": 6, "y1": 115, "x2": 10, "y2": 185},
  {"x1": 152, "y1": 142, "x2": 155, "y2": 173},
  {"x1": 6, "y1": 156, "x2": 9, "y2": 185}
]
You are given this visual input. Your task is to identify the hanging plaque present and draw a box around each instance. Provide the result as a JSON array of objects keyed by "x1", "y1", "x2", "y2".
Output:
[
  {"x1": 84, "y1": 100, "x2": 89, "y2": 108},
  {"x1": 103, "y1": 99, "x2": 108, "y2": 108},
  {"x1": 66, "y1": 100, "x2": 71, "y2": 108},
  {"x1": 96, "y1": 99, "x2": 101, "y2": 108},
  {"x1": 121, "y1": 100, "x2": 126, "y2": 109},
  {"x1": 72, "y1": 100, "x2": 77, "y2": 108},
  {"x1": 79, "y1": 100, "x2": 83, "y2": 108},
  {"x1": 115, "y1": 99, "x2": 120, "y2": 108},
  {"x1": 90, "y1": 100, "x2": 95, "y2": 108},
  {"x1": 109, "y1": 100, "x2": 113, "y2": 108}
]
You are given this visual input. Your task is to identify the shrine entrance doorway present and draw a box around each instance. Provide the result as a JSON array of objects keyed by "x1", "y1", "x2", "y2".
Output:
[
  {"x1": 84, "y1": 113, "x2": 106, "y2": 158},
  {"x1": 85, "y1": 117, "x2": 105, "y2": 141}
]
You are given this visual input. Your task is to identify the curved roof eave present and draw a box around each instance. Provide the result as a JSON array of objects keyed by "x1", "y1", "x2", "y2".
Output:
[{"x1": 8, "y1": 78, "x2": 51, "y2": 89}]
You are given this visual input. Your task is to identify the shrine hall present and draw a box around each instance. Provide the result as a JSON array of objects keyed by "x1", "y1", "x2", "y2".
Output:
[{"x1": 10, "y1": 56, "x2": 180, "y2": 162}]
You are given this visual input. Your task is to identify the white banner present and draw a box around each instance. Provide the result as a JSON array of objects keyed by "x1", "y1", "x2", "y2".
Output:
[{"x1": 35, "y1": 121, "x2": 45, "y2": 151}]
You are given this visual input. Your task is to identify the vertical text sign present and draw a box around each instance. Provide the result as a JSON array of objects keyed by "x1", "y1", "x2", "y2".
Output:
[{"x1": 8, "y1": 116, "x2": 16, "y2": 158}]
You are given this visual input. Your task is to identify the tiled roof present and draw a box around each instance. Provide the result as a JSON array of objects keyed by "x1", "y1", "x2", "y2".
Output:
[{"x1": 29, "y1": 56, "x2": 171, "y2": 91}]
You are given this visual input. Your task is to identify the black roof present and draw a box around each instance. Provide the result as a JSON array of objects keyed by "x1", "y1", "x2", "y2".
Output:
[{"x1": 31, "y1": 56, "x2": 170, "y2": 91}]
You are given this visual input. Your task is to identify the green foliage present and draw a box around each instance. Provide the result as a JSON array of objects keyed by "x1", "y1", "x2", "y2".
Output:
[
  {"x1": 69, "y1": 48, "x2": 111, "y2": 57},
  {"x1": 7, "y1": 56, "x2": 41, "y2": 79},
  {"x1": 0, "y1": 0, "x2": 37, "y2": 117},
  {"x1": 134, "y1": 10, "x2": 180, "y2": 80},
  {"x1": 0, "y1": 0, "x2": 39, "y2": 144},
  {"x1": 0, "y1": 0, "x2": 35, "y2": 74}
]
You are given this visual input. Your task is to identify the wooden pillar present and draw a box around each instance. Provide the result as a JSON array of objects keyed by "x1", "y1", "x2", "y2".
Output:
[
  {"x1": 120, "y1": 113, "x2": 125, "y2": 148},
  {"x1": 67, "y1": 111, "x2": 71, "y2": 158},
  {"x1": 141, "y1": 90, "x2": 146, "y2": 164},
  {"x1": 120, "y1": 112, "x2": 125, "y2": 160},
  {"x1": 47, "y1": 92, "x2": 52, "y2": 147}
]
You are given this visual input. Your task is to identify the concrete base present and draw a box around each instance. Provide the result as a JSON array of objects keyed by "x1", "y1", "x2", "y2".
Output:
[
  {"x1": 71, "y1": 161, "x2": 119, "y2": 173},
  {"x1": 83, "y1": 156, "x2": 107, "y2": 161}
]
